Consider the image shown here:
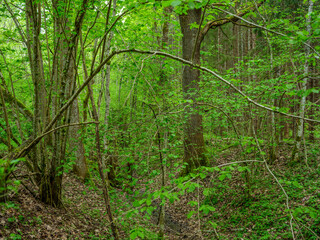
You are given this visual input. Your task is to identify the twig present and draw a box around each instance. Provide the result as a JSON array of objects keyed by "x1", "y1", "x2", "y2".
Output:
[
  {"x1": 11, "y1": 171, "x2": 37, "y2": 199},
  {"x1": 30, "y1": 121, "x2": 98, "y2": 145},
  {"x1": 297, "y1": 219, "x2": 320, "y2": 239}
]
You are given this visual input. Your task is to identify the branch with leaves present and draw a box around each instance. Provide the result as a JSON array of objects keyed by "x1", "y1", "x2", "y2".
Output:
[
  {"x1": 199, "y1": 0, "x2": 266, "y2": 43},
  {"x1": 10, "y1": 47, "x2": 320, "y2": 160}
]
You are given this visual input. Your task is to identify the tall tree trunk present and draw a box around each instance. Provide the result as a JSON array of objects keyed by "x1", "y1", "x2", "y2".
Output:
[
  {"x1": 67, "y1": 30, "x2": 88, "y2": 182},
  {"x1": 25, "y1": 0, "x2": 52, "y2": 203},
  {"x1": 102, "y1": 0, "x2": 117, "y2": 183},
  {"x1": 158, "y1": 6, "x2": 172, "y2": 239},
  {"x1": 291, "y1": 0, "x2": 313, "y2": 162},
  {"x1": 37, "y1": 0, "x2": 88, "y2": 207},
  {"x1": 266, "y1": 34, "x2": 278, "y2": 163},
  {"x1": 179, "y1": 9, "x2": 207, "y2": 174}
]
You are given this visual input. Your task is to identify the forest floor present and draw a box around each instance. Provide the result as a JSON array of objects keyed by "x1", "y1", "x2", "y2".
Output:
[{"x1": 0, "y1": 145, "x2": 320, "y2": 239}]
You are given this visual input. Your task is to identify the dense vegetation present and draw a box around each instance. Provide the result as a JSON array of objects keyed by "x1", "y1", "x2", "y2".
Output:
[{"x1": 0, "y1": 0, "x2": 320, "y2": 239}]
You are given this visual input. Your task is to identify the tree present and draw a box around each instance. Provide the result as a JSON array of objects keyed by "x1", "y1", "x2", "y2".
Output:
[
  {"x1": 177, "y1": 1, "x2": 265, "y2": 173},
  {"x1": 179, "y1": 7, "x2": 206, "y2": 173},
  {"x1": 291, "y1": 0, "x2": 314, "y2": 163},
  {"x1": 2, "y1": 0, "x2": 90, "y2": 206},
  {"x1": 1, "y1": 0, "x2": 320, "y2": 238}
]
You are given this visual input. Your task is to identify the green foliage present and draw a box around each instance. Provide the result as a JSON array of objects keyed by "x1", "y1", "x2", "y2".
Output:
[
  {"x1": 0, "y1": 158, "x2": 23, "y2": 200},
  {"x1": 129, "y1": 227, "x2": 157, "y2": 239},
  {"x1": 0, "y1": 0, "x2": 320, "y2": 238},
  {"x1": 9, "y1": 233, "x2": 22, "y2": 240},
  {"x1": 200, "y1": 162, "x2": 320, "y2": 239}
]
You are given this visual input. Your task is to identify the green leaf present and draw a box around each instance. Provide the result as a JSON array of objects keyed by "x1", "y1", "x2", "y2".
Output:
[
  {"x1": 188, "y1": 1, "x2": 195, "y2": 9},
  {"x1": 162, "y1": 1, "x2": 171, "y2": 7},
  {"x1": 199, "y1": 205, "x2": 215, "y2": 214},
  {"x1": 218, "y1": 174, "x2": 226, "y2": 181},
  {"x1": 132, "y1": 200, "x2": 140, "y2": 207},
  {"x1": 199, "y1": 173, "x2": 206, "y2": 179},
  {"x1": 292, "y1": 181, "x2": 303, "y2": 189},
  {"x1": 146, "y1": 206, "x2": 154, "y2": 215},
  {"x1": 137, "y1": 231, "x2": 145, "y2": 238},
  {"x1": 310, "y1": 211, "x2": 318, "y2": 219},
  {"x1": 130, "y1": 231, "x2": 138, "y2": 239},
  {"x1": 187, "y1": 184, "x2": 196, "y2": 193},
  {"x1": 169, "y1": 193, "x2": 179, "y2": 203},
  {"x1": 209, "y1": 221, "x2": 218, "y2": 228},
  {"x1": 10, "y1": 158, "x2": 24, "y2": 165},
  {"x1": 188, "y1": 201, "x2": 198, "y2": 207},
  {"x1": 171, "y1": 0, "x2": 181, "y2": 7},
  {"x1": 140, "y1": 207, "x2": 146, "y2": 213},
  {"x1": 187, "y1": 211, "x2": 195, "y2": 218},
  {"x1": 203, "y1": 188, "x2": 210, "y2": 196}
]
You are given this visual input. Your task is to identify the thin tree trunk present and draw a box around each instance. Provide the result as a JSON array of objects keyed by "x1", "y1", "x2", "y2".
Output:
[
  {"x1": 80, "y1": 28, "x2": 119, "y2": 240},
  {"x1": 25, "y1": 0, "x2": 52, "y2": 203},
  {"x1": 39, "y1": 0, "x2": 88, "y2": 207},
  {"x1": 266, "y1": 35, "x2": 278, "y2": 162},
  {"x1": 102, "y1": 0, "x2": 117, "y2": 182},
  {"x1": 158, "y1": 6, "x2": 172, "y2": 238},
  {"x1": 83, "y1": 38, "x2": 98, "y2": 122},
  {"x1": 291, "y1": 0, "x2": 313, "y2": 162},
  {"x1": 70, "y1": 96, "x2": 89, "y2": 181}
]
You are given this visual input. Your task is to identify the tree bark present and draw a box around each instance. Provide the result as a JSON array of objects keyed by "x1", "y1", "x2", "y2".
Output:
[
  {"x1": 179, "y1": 9, "x2": 207, "y2": 173},
  {"x1": 178, "y1": 2, "x2": 265, "y2": 173}
]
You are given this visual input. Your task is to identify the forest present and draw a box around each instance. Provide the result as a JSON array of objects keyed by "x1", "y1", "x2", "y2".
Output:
[{"x1": 0, "y1": 0, "x2": 320, "y2": 239}]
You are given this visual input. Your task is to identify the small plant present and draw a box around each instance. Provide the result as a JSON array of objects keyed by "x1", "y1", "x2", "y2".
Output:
[
  {"x1": 129, "y1": 227, "x2": 157, "y2": 240},
  {"x1": 9, "y1": 233, "x2": 22, "y2": 240},
  {"x1": 1, "y1": 201, "x2": 20, "y2": 210},
  {"x1": 0, "y1": 158, "x2": 23, "y2": 202},
  {"x1": 8, "y1": 216, "x2": 16, "y2": 223},
  {"x1": 33, "y1": 216, "x2": 42, "y2": 225}
]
